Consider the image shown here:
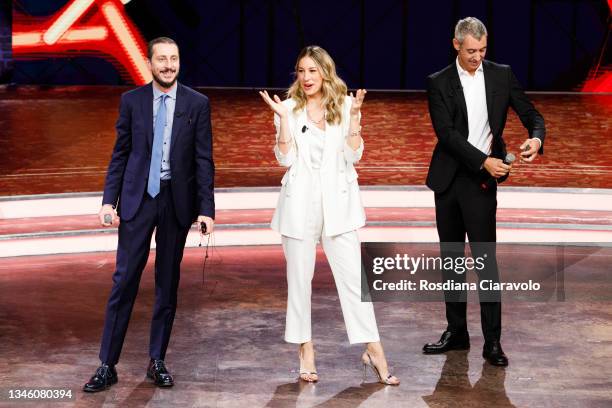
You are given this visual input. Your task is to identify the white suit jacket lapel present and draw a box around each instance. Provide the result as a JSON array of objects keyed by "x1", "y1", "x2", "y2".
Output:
[{"x1": 318, "y1": 119, "x2": 340, "y2": 169}]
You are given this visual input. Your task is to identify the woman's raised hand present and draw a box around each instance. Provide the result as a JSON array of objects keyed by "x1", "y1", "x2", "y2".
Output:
[
  {"x1": 350, "y1": 89, "x2": 366, "y2": 116},
  {"x1": 259, "y1": 90, "x2": 288, "y2": 118}
]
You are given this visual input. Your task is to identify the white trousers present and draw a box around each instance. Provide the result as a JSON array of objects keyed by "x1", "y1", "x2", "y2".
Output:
[{"x1": 281, "y1": 172, "x2": 380, "y2": 344}]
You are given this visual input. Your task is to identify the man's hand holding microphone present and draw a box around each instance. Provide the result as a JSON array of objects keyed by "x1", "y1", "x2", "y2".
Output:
[
  {"x1": 99, "y1": 204, "x2": 118, "y2": 227},
  {"x1": 483, "y1": 137, "x2": 541, "y2": 186}
]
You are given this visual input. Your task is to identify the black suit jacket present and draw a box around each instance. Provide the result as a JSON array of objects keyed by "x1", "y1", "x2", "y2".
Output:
[
  {"x1": 425, "y1": 60, "x2": 545, "y2": 193},
  {"x1": 102, "y1": 82, "x2": 215, "y2": 227}
]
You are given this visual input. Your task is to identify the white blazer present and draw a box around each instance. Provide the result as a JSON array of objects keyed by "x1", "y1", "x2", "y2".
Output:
[{"x1": 270, "y1": 97, "x2": 366, "y2": 239}]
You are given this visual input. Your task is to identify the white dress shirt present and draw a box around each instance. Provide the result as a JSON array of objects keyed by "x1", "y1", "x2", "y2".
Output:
[{"x1": 456, "y1": 58, "x2": 492, "y2": 155}]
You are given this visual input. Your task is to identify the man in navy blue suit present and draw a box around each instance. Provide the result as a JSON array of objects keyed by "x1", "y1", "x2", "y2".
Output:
[{"x1": 84, "y1": 37, "x2": 215, "y2": 392}]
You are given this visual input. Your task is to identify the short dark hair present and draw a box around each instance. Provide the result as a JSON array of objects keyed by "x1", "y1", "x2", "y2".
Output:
[{"x1": 147, "y1": 37, "x2": 178, "y2": 60}]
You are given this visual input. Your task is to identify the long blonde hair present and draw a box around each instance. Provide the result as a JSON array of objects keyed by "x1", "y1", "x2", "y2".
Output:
[{"x1": 287, "y1": 45, "x2": 347, "y2": 125}]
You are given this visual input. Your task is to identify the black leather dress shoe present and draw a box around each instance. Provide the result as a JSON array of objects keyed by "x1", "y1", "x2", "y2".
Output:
[
  {"x1": 423, "y1": 330, "x2": 470, "y2": 354},
  {"x1": 483, "y1": 341, "x2": 509, "y2": 366},
  {"x1": 147, "y1": 359, "x2": 174, "y2": 387},
  {"x1": 83, "y1": 364, "x2": 117, "y2": 392}
]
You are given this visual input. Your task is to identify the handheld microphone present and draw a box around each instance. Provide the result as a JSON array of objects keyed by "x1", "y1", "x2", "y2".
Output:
[
  {"x1": 481, "y1": 153, "x2": 515, "y2": 190},
  {"x1": 104, "y1": 214, "x2": 112, "y2": 224}
]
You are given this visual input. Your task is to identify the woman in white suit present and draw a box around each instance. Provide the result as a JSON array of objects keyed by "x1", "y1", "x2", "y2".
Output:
[{"x1": 259, "y1": 45, "x2": 399, "y2": 385}]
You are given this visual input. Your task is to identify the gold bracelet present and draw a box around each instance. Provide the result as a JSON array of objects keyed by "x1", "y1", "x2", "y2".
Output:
[{"x1": 350, "y1": 126, "x2": 362, "y2": 137}]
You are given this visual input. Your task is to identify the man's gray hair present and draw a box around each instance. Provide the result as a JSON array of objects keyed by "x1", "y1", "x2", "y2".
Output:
[{"x1": 454, "y1": 17, "x2": 487, "y2": 43}]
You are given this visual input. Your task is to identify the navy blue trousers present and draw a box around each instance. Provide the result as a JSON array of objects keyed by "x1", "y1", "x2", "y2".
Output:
[{"x1": 99, "y1": 182, "x2": 190, "y2": 365}]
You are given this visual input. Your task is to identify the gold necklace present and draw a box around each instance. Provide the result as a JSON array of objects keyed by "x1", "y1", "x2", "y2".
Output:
[{"x1": 307, "y1": 107, "x2": 325, "y2": 124}]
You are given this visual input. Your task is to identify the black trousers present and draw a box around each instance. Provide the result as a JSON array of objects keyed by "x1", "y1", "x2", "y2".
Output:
[
  {"x1": 99, "y1": 181, "x2": 190, "y2": 365},
  {"x1": 434, "y1": 168, "x2": 501, "y2": 342}
]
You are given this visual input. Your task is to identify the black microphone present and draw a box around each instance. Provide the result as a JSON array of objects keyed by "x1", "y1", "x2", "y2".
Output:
[
  {"x1": 481, "y1": 153, "x2": 515, "y2": 190},
  {"x1": 302, "y1": 125, "x2": 307, "y2": 133}
]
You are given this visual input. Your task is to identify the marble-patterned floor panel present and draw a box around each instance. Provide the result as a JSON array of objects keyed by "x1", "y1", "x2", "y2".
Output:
[
  {"x1": 0, "y1": 246, "x2": 611, "y2": 407},
  {"x1": 2, "y1": 208, "x2": 612, "y2": 237}
]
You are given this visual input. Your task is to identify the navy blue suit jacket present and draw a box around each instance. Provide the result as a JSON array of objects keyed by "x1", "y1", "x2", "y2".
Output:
[{"x1": 102, "y1": 82, "x2": 215, "y2": 227}]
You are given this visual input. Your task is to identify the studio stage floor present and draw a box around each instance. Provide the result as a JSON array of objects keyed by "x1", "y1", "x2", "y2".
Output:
[
  {"x1": 1, "y1": 86, "x2": 611, "y2": 407},
  {"x1": 1, "y1": 245, "x2": 611, "y2": 407}
]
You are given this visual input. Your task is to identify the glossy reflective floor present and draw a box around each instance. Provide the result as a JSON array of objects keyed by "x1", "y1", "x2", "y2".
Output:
[{"x1": 1, "y1": 246, "x2": 611, "y2": 407}]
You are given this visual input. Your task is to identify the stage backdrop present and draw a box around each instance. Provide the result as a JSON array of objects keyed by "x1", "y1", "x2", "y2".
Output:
[{"x1": 6, "y1": 0, "x2": 612, "y2": 91}]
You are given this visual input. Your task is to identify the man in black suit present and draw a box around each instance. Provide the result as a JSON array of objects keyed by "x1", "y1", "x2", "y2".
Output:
[
  {"x1": 83, "y1": 37, "x2": 215, "y2": 392},
  {"x1": 423, "y1": 17, "x2": 545, "y2": 366}
]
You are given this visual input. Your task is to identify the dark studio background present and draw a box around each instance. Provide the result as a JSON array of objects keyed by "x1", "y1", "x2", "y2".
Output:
[{"x1": 4, "y1": 0, "x2": 611, "y2": 90}]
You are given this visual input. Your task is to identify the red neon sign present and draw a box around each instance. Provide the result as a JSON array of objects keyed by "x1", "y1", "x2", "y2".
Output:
[
  {"x1": 581, "y1": 1, "x2": 612, "y2": 92},
  {"x1": 12, "y1": 0, "x2": 151, "y2": 85}
]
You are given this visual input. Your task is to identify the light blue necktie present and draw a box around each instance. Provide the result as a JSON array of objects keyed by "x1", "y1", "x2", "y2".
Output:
[{"x1": 147, "y1": 94, "x2": 167, "y2": 198}]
